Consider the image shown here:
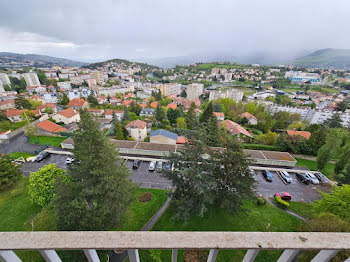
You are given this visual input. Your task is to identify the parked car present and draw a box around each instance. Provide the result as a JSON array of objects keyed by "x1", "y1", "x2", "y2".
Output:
[
  {"x1": 156, "y1": 161, "x2": 163, "y2": 173},
  {"x1": 35, "y1": 151, "x2": 50, "y2": 162},
  {"x1": 262, "y1": 170, "x2": 273, "y2": 182},
  {"x1": 164, "y1": 162, "x2": 172, "y2": 171},
  {"x1": 148, "y1": 161, "x2": 156, "y2": 172},
  {"x1": 249, "y1": 168, "x2": 255, "y2": 176},
  {"x1": 133, "y1": 160, "x2": 141, "y2": 169},
  {"x1": 280, "y1": 171, "x2": 292, "y2": 183},
  {"x1": 66, "y1": 157, "x2": 74, "y2": 165},
  {"x1": 274, "y1": 192, "x2": 292, "y2": 201},
  {"x1": 296, "y1": 173, "x2": 311, "y2": 184},
  {"x1": 314, "y1": 172, "x2": 329, "y2": 184},
  {"x1": 306, "y1": 172, "x2": 320, "y2": 185}
]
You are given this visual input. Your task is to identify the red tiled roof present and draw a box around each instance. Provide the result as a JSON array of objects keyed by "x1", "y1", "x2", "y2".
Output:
[
  {"x1": 221, "y1": 120, "x2": 252, "y2": 138},
  {"x1": 122, "y1": 100, "x2": 133, "y2": 106},
  {"x1": 126, "y1": 120, "x2": 147, "y2": 129},
  {"x1": 6, "y1": 109, "x2": 24, "y2": 117},
  {"x1": 58, "y1": 108, "x2": 78, "y2": 118},
  {"x1": 104, "y1": 109, "x2": 123, "y2": 115},
  {"x1": 166, "y1": 103, "x2": 177, "y2": 110},
  {"x1": 176, "y1": 136, "x2": 188, "y2": 144},
  {"x1": 150, "y1": 102, "x2": 158, "y2": 108},
  {"x1": 286, "y1": 130, "x2": 311, "y2": 140},
  {"x1": 214, "y1": 112, "x2": 224, "y2": 118},
  {"x1": 240, "y1": 112, "x2": 257, "y2": 120},
  {"x1": 68, "y1": 98, "x2": 86, "y2": 107},
  {"x1": 0, "y1": 99, "x2": 14, "y2": 106},
  {"x1": 36, "y1": 120, "x2": 67, "y2": 133},
  {"x1": 37, "y1": 103, "x2": 56, "y2": 110},
  {"x1": 139, "y1": 103, "x2": 147, "y2": 108}
]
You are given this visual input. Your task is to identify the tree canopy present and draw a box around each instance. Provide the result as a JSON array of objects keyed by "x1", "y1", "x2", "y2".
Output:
[{"x1": 0, "y1": 156, "x2": 21, "y2": 189}]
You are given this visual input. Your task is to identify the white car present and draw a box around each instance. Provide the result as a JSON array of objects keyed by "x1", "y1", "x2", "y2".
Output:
[
  {"x1": 66, "y1": 157, "x2": 74, "y2": 164},
  {"x1": 280, "y1": 171, "x2": 292, "y2": 183},
  {"x1": 306, "y1": 172, "x2": 320, "y2": 185},
  {"x1": 148, "y1": 161, "x2": 156, "y2": 172}
]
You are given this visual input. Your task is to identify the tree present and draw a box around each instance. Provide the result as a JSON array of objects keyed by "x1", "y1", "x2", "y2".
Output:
[
  {"x1": 59, "y1": 92, "x2": 69, "y2": 106},
  {"x1": 311, "y1": 101, "x2": 316, "y2": 109},
  {"x1": 323, "y1": 113, "x2": 343, "y2": 129},
  {"x1": 176, "y1": 117, "x2": 187, "y2": 129},
  {"x1": 130, "y1": 102, "x2": 141, "y2": 116},
  {"x1": 25, "y1": 123, "x2": 39, "y2": 138},
  {"x1": 314, "y1": 185, "x2": 350, "y2": 221},
  {"x1": 307, "y1": 127, "x2": 328, "y2": 156},
  {"x1": 288, "y1": 121, "x2": 306, "y2": 130},
  {"x1": 87, "y1": 94, "x2": 98, "y2": 107},
  {"x1": 167, "y1": 108, "x2": 180, "y2": 125},
  {"x1": 0, "y1": 156, "x2": 21, "y2": 189},
  {"x1": 151, "y1": 90, "x2": 162, "y2": 101},
  {"x1": 115, "y1": 121, "x2": 125, "y2": 140},
  {"x1": 155, "y1": 104, "x2": 166, "y2": 123},
  {"x1": 256, "y1": 131, "x2": 278, "y2": 145},
  {"x1": 199, "y1": 102, "x2": 213, "y2": 123},
  {"x1": 180, "y1": 89, "x2": 187, "y2": 98},
  {"x1": 335, "y1": 101, "x2": 348, "y2": 112},
  {"x1": 14, "y1": 93, "x2": 31, "y2": 109},
  {"x1": 245, "y1": 103, "x2": 257, "y2": 114},
  {"x1": 186, "y1": 102, "x2": 198, "y2": 130},
  {"x1": 54, "y1": 110, "x2": 135, "y2": 230},
  {"x1": 163, "y1": 136, "x2": 255, "y2": 220},
  {"x1": 28, "y1": 164, "x2": 66, "y2": 207},
  {"x1": 212, "y1": 102, "x2": 222, "y2": 112},
  {"x1": 201, "y1": 115, "x2": 219, "y2": 146}
]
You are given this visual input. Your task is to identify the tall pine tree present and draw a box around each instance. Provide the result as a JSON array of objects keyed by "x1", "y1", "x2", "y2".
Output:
[
  {"x1": 54, "y1": 110, "x2": 134, "y2": 230},
  {"x1": 199, "y1": 102, "x2": 213, "y2": 123}
]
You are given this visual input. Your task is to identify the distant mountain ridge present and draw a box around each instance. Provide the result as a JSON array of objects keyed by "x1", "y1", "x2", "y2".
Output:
[
  {"x1": 292, "y1": 48, "x2": 350, "y2": 69},
  {"x1": 86, "y1": 57, "x2": 160, "y2": 70},
  {"x1": 0, "y1": 52, "x2": 88, "y2": 67}
]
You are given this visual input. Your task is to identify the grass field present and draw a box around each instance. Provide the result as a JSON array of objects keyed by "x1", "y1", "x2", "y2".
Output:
[
  {"x1": 0, "y1": 178, "x2": 168, "y2": 261},
  {"x1": 6, "y1": 152, "x2": 35, "y2": 160},
  {"x1": 0, "y1": 120, "x2": 27, "y2": 132},
  {"x1": 295, "y1": 158, "x2": 335, "y2": 180},
  {"x1": 28, "y1": 136, "x2": 67, "y2": 147},
  {"x1": 134, "y1": 200, "x2": 304, "y2": 262},
  {"x1": 288, "y1": 201, "x2": 314, "y2": 219}
]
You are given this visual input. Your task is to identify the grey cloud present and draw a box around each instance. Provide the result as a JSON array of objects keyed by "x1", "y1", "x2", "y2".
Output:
[{"x1": 0, "y1": 0, "x2": 349, "y2": 62}]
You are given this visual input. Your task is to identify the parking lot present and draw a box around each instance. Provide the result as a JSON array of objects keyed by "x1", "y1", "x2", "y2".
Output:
[
  {"x1": 21, "y1": 153, "x2": 330, "y2": 201},
  {"x1": 253, "y1": 169, "x2": 330, "y2": 202}
]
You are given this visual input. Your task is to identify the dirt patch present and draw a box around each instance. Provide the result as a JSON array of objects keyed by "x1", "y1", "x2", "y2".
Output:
[
  {"x1": 183, "y1": 250, "x2": 207, "y2": 262},
  {"x1": 138, "y1": 192, "x2": 152, "y2": 202}
]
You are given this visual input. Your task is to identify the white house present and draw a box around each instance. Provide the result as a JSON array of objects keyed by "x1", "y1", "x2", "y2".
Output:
[
  {"x1": 125, "y1": 120, "x2": 147, "y2": 141},
  {"x1": 52, "y1": 108, "x2": 80, "y2": 124}
]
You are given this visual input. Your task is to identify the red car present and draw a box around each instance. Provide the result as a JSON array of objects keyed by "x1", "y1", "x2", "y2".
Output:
[{"x1": 275, "y1": 192, "x2": 291, "y2": 201}]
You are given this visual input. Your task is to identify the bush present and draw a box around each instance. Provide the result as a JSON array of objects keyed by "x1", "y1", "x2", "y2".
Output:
[
  {"x1": 138, "y1": 192, "x2": 152, "y2": 202},
  {"x1": 274, "y1": 196, "x2": 289, "y2": 208},
  {"x1": 257, "y1": 197, "x2": 266, "y2": 205}
]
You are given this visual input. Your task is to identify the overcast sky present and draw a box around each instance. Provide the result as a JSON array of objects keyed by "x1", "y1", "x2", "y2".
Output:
[{"x1": 0, "y1": 0, "x2": 349, "y2": 62}]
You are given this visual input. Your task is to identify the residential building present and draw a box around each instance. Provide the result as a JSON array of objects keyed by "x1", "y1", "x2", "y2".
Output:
[
  {"x1": 220, "y1": 120, "x2": 252, "y2": 138},
  {"x1": 213, "y1": 112, "x2": 224, "y2": 121},
  {"x1": 37, "y1": 103, "x2": 57, "y2": 114},
  {"x1": 125, "y1": 120, "x2": 147, "y2": 141},
  {"x1": 52, "y1": 108, "x2": 80, "y2": 124},
  {"x1": 158, "y1": 83, "x2": 182, "y2": 96},
  {"x1": 209, "y1": 88, "x2": 243, "y2": 102},
  {"x1": 285, "y1": 130, "x2": 311, "y2": 140},
  {"x1": 68, "y1": 98, "x2": 89, "y2": 110},
  {"x1": 240, "y1": 112, "x2": 258, "y2": 125},
  {"x1": 104, "y1": 110, "x2": 124, "y2": 121},
  {"x1": 150, "y1": 129, "x2": 185, "y2": 145},
  {"x1": 87, "y1": 108, "x2": 105, "y2": 117},
  {"x1": 0, "y1": 99, "x2": 15, "y2": 110},
  {"x1": 5, "y1": 109, "x2": 24, "y2": 122},
  {"x1": 140, "y1": 108, "x2": 155, "y2": 117},
  {"x1": 22, "y1": 73, "x2": 41, "y2": 86},
  {"x1": 187, "y1": 83, "x2": 204, "y2": 101},
  {"x1": 250, "y1": 91, "x2": 276, "y2": 100},
  {"x1": 285, "y1": 71, "x2": 320, "y2": 83},
  {"x1": 36, "y1": 120, "x2": 67, "y2": 135},
  {"x1": 0, "y1": 73, "x2": 11, "y2": 86},
  {"x1": 166, "y1": 103, "x2": 177, "y2": 110}
]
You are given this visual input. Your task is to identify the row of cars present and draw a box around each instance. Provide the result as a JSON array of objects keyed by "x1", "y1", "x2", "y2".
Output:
[
  {"x1": 132, "y1": 160, "x2": 172, "y2": 173},
  {"x1": 262, "y1": 169, "x2": 327, "y2": 185}
]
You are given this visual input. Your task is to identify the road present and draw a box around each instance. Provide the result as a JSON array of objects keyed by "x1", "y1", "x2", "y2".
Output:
[{"x1": 0, "y1": 133, "x2": 43, "y2": 154}]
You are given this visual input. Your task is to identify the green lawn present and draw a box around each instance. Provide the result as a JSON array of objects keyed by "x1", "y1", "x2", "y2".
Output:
[
  {"x1": 288, "y1": 201, "x2": 314, "y2": 219},
  {"x1": 28, "y1": 136, "x2": 67, "y2": 147},
  {"x1": 6, "y1": 152, "x2": 35, "y2": 160},
  {"x1": 0, "y1": 120, "x2": 27, "y2": 132},
  {"x1": 295, "y1": 158, "x2": 335, "y2": 180},
  {"x1": 0, "y1": 178, "x2": 169, "y2": 261},
  {"x1": 135, "y1": 200, "x2": 304, "y2": 262}
]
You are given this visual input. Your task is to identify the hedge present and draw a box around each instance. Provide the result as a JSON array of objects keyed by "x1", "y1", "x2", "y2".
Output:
[{"x1": 274, "y1": 196, "x2": 290, "y2": 209}]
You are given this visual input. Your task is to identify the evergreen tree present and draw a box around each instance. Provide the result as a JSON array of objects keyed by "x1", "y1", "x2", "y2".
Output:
[
  {"x1": 199, "y1": 102, "x2": 213, "y2": 123},
  {"x1": 186, "y1": 102, "x2": 198, "y2": 130},
  {"x1": 201, "y1": 115, "x2": 219, "y2": 146},
  {"x1": 0, "y1": 156, "x2": 21, "y2": 189},
  {"x1": 130, "y1": 101, "x2": 141, "y2": 116},
  {"x1": 14, "y1": 93, "x2": 31, "y2": 109},
  {"x1": 323, "y1": 113, "x2": 343, "y2": 129},
  {"x1": 167, "y1": 108, "x2": 180, "y2": 125},
  {"x1": 180, "y1": 89, "x2": 187, "y2": 98},
  {"x1": 155, "y1": 104, "x2": 166, "y2": 123},
  {"x1": 87, "y1": 94, "x2": 98, "y2": 107},
  {"x1": 106, "y1": 111, "x2": 116, "y2": 136},
  {"x1": 115, "y1": 121, "x2": 125, "y2": 140},
  {"x1": 54, "y1": 111, "x2": 134, "y2": 230},
  {"x1": 59, "y1": 92, "x2": 70, "y2": 106}
]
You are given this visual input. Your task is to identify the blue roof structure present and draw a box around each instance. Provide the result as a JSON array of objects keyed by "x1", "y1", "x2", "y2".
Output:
[{"x1": 150, "y1": 129, "x2": 178, "y2": 141}]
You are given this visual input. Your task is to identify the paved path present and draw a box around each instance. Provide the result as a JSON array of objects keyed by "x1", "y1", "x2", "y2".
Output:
[
  {"x1": 266, "y1": 198, "x2": 306, "y2": 222},
  {"x1": 109, "y1": 195, "x2": 172, "y2": 262}
]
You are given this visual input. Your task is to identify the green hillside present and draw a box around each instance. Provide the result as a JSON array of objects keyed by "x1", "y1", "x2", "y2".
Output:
[{"x1": 293, "y1": 48, "x2": 350, "y2": 69}]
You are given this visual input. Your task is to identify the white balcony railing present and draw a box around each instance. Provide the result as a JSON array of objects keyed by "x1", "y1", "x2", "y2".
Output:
[{"x1": 0, "y1": 231, "x2": 349, "y2": 262}]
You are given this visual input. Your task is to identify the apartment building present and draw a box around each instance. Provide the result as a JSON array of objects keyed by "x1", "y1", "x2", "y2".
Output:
[
  {"x1": 22, "y1": 73, "x2": 41, "y2": 86},
  {"x1": 285, "y1": 71, "x2": 320, "y2": 83},
  {"x1": 158, "y1": 83, "x2": 182, "y2": 96},
  {"x1": 209, "y1": 88, "x2": 243, "y2": 102},
  {"x1": 0, "y1": 73, "x2": 11, "y2": 86},
  {"x1": 187, "y1": 83, "x2": 204, "y2": 101}
]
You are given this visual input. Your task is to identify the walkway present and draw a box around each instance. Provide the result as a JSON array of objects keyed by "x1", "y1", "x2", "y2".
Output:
[{"x1": 109, "y1": 195, "x2": 173, "y2": 262}]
